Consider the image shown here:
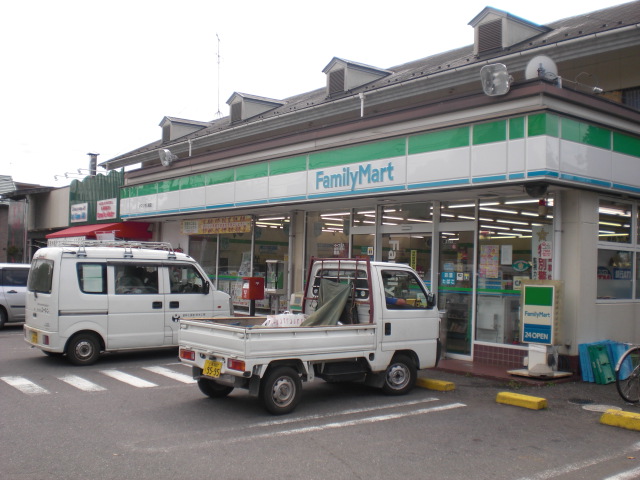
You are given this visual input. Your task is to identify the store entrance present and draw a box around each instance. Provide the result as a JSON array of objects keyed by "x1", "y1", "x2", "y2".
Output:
[
  {"x1": 381, "y1": 233, "x2": 433, "y2": 288},
  {"x1": 438, "y1": 229, "x2": 474, "y2": 357}
]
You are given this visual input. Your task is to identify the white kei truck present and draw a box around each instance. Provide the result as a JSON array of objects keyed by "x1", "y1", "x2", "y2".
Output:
[
  {"x1": 23, "y1": 241, "x2": 233, "y2": 365},
  {"x1": 178, "y1": 258, "x2": 441, "y2": 415}
]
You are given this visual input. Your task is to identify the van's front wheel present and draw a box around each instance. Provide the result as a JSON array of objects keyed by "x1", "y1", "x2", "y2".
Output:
[
  {"x1": 67, "y1": 333, "x2": 101, "y2": 366},
  {"x1": 382, "y1": 355, "x2": 417, "y2": 395}
]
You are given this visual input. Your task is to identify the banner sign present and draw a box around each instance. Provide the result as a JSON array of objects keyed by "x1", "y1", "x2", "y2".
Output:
[{"x1": 181, "y1": 216, "x2": 252, "y2": 235}]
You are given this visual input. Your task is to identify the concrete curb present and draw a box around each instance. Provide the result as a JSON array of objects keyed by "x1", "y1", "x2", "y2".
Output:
[
  {"x1": 600, "y1": 409, "x2": 640, "y2": 431},
  {"x1": 496, "y1": 391, "x2": 548, "y2": 410},
  {"x1": 417, "y1": 378, "x2": 455, "y2": 391}
]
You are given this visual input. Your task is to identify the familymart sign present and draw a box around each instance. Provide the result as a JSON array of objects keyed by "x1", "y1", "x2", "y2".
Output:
[{"x1": 521, "y1": 283, "x2": 560, "y2": 345}]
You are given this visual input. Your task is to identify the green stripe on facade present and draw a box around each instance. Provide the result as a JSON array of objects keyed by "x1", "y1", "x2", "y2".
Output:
[
  {"x1": 524, "y1": 285, "x2": 554, "y2": 306},
  {"x1": 270, "y1": 156, "x2": 307, "y2": 175},
  {"x1": 309, "y1": 138, "x2": 406, "y2": 169},
  {"x1": 137, "y1": 183, "x2": 158, "y2": 196},
  {"x1": 528, "y1": 113, "x2": 559, "y2": 137},
  {"x1": 473, "y1": 120, "x2": 507, "y2": 145},
  {"x1": 180, "y1": 174, "x2": 206, "y2": 190},
  {"x1": 561, "y1": 118, "x2": 611, "y2": 149},
  {"x1": 158, "y1": 179, "x2": 180, "y2": 193},
  {"x1": 409, "y1": 126, "x2": 470, "y2": 154},
  {"x1": 509, "y1": 117, "x2": 525, "y2": 139},
  {"x1": 205, "y1": 169, "x2": 234, "y2": 185},
  {"x1": 613, "y1": 132, "x2": 640, "y2": 158},
  {"x1": 236, "y1": 163, "x2": 269, "y2": 181}
]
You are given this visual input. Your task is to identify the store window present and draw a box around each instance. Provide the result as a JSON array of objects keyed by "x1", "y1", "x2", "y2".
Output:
[
  {"x1": 597, "y1": 249, "x2": 633, "y2": 299},
  {"x1": 597, "y1": 198, "x2": 638, "y2": 301},
  {"x1": 475, "y1": 196, "x2": 554, "y2": 345},
  {"x1": 305, "y1": 210, "x2": 350, "y2": 262}
]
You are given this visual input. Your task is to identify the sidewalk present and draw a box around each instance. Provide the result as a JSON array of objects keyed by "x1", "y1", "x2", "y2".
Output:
[{"x1": 432, "y1": 358, "x2": 577, "y2": 386}]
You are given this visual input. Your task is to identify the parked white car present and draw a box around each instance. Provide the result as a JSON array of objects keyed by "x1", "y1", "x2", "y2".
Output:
[{"x1": 0, "y1": 263, "x2": 30, "y2": 328}]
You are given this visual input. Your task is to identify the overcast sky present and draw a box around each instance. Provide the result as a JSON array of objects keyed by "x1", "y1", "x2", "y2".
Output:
[{"x1": 1, "y1": 0, "x2": 628, "y2": 187}]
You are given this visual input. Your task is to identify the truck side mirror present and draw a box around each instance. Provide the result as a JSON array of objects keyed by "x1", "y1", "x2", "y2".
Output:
[
  {"x1": 203, "y1": 281, "x2": 210, "y2": 294},
  {"x1": 426, "y1": 292, "x2": 435, "y2": 309}
]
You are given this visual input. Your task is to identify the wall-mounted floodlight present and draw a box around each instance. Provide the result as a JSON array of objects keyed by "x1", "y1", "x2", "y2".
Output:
[{"x1": 480, "y1": 63, "x2": 512, "y2": 96}]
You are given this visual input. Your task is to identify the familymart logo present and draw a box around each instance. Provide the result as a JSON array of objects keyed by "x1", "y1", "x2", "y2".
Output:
[{"x1": 315, "y1": 161, "x2": 396, "y2": 192}]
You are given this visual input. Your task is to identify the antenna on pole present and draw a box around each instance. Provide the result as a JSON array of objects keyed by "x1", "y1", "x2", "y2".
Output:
[{"x1": 215, "y1": 33, "x2": 222, "y2": 118}]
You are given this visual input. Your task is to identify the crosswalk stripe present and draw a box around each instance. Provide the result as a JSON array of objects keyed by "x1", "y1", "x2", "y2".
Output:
[
  {"x1": 58, "y1": 374, "x2": 106, "y2": 392},
  {"x1": 100, "y1": 369, "x2": 157, "y2": 388},
  {"x1": 1, "y1": 376, "x2": 49, "y2": 395},
  {"x1": 143, "y1": 366, "x2": 196, "y2": 384}
]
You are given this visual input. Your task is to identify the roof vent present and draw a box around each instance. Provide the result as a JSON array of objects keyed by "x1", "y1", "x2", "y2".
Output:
[
  {"x1": 322, "y1": 57, "x2": 391, "y2": 97},
  {"x1": 159, "y1": 117, "x2": 209, "y2": 143},
  {"x1": 227, "y1": 93, "x2": 284, "y2": 124},
  {"x1": 469, "y1": 7, "x2": 550, "y2": 56}
]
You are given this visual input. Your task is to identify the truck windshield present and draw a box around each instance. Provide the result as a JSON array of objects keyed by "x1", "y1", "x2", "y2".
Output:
[{"x1": 28, "y1": 259, "x2": 54, "y2": 294}]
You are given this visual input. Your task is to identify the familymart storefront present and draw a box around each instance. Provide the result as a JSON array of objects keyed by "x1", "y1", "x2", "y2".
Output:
[{"x1": 120, "y1": 112, "x2": 640, "y2": 369}]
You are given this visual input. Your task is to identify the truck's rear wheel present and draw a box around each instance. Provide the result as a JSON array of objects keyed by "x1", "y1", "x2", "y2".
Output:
[
  {"x1": 382, "y1": 355, "x2": 416, "y2": 395},
  {"x1": 67, "y1": 333, "x2": 101, "y2": 366},
  {"x1": 261, "y1": 366, "x2": 302, "y2": 415},
  {"x1": 197, "y1": 378, "x2": 234, "y2": 398}
]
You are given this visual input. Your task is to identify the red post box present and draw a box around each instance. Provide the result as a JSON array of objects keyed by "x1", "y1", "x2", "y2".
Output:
[{"x1": 242, "y1": 277, "x2": 265, "y2": 300}]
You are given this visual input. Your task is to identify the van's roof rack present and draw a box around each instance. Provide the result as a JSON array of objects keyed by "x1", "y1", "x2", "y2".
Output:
[{"x1": 57, "y1": 240, "x2": 177, "y2": 259}]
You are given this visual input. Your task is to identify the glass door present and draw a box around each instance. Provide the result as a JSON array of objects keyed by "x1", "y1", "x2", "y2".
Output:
[{"x1": 438, "y1": 229, "x2": 475, "y2": 357}]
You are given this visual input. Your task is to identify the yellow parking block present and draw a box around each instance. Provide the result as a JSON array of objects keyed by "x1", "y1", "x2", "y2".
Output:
[
  {"x1": 600, "y1": 409, "x2": 640, "y2": 431},
  {"x1": 417, "y1": 378, "x2": 455, "y2": 391},
  {"x1": 496, "y1": 392, "x2": 547, "y2": 410}
]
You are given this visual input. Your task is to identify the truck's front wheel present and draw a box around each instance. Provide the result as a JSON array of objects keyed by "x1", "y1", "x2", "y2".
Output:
[
  {"x1": 382, "y1": 355, "x2": 417, "y2": 395},
  {"x1": 197, "y1": 378, "x2": 234, "y2": 398},
  {"x1": 261, "y1": 366, "x2": 302, "y2": 415}
]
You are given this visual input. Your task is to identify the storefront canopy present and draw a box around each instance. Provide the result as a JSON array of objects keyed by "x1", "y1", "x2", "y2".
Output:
[{"x1": 46, "y1": 222, "x2": 152, "y2": 240}]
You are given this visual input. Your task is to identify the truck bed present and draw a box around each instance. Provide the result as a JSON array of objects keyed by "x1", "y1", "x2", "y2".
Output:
[{"x1": 179, "y1": 317, "x2": 377, "y2": 361}]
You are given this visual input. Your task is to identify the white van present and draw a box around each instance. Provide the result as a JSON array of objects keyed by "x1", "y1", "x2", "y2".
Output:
[{"x1": 24, "y1": 241, "x2": 233, "y2": 365}]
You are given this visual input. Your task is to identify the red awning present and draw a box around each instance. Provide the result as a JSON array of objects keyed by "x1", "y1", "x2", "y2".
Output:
[{"x1": 46, "y1": 222, "x2": 152, "y2": 240}]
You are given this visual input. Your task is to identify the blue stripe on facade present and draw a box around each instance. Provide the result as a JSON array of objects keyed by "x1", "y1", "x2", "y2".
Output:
[
  {"x1": 612, "y1": 183, "x2": 640, "y2": 193},
  {"x1": 509, "y1": 173, "x2": 525, "y2": 180},
  {"x1": 408, "y1": 179, "x2": 470, "y2": 189},
  {"x1": 308, "y1": 185, "x2": 406, "y2": 199},
  {"x1": 269, "y1": 195, "x2": 308, "y2": 203},
  {"x1": 528, "y1": 170, "x2": 560, "y2": 178},
  {"x1": 560, "y1": 174, "x2": 611, "y2": 188},
  {"x1": 472, "y1": 175, "x2": 508, "y2": 183}
]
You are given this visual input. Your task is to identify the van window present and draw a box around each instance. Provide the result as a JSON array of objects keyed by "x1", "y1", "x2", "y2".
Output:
[
  {"x1": 28, "y1": 259, "x2": 54, "y2": 294},
  {"x1": 169, "y1": 265, "x2": 206, "y2": 293},
  {"x1": 2, "y1": 268, "x2": 29, "y2": 287},
  {"x1": 115, "y1": 265, "x2": 159, "y2": 294},
  {"x1": 77, "y1": 263, "x2": 107, "y2": 294}
]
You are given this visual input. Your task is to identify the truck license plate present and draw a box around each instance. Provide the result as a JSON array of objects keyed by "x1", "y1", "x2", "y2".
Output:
[
  {"x1": 30, "y1": 331, "x2": 37, "y2": 344},
  {"x1": 203, "y1": 360, "x2": 222, "y2": 378}
]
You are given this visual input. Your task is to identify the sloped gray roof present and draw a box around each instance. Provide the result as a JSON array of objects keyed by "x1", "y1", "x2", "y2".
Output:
[{"x1": 103, "y1": 1, "x2": 640, "y2": 166}]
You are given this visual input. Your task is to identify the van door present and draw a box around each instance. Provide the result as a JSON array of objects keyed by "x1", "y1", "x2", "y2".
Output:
[
  {"x1": 163, "y1": 264, "x2": 214, "y2": 345},
  {"x1": 379, "y1": 268, "x2": 439, "y2": 366},
  {"x1": 108, "y1": 263, "x2": 164, "y2": 349}
]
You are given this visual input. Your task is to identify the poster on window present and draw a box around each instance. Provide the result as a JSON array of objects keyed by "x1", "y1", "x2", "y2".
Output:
[
  {"x1": 532, "y1": 225, "x2": 553, "y2": 280},
  {"x1": 479, "y1": 245, "x2": 499, "y2": 278}
]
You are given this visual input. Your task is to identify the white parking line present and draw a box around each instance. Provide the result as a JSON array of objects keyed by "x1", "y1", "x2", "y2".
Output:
[
  {"x1": 604, "y1": 465, "x2": 640, "y2": 480},
  {"x1": 58, "y1": 374, "x2": 106, "y2": 392},
  {"x1": 100, "y1": 369, "x2": 157, "y2": 388},
  {"x1": 1, "y1": 376, "x2": 49, "y2": 395},
  {"x1": 143, "y1": 366, "x2": 196, "y2": 384}
]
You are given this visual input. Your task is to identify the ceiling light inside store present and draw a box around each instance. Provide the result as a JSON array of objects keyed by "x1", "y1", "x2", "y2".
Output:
[
  {"x1": 480, "y1": 207, "x2": 519, "y2": 214},
  {"x1": 497, "y1": 219, "x2": 530, "y2": 226}
]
